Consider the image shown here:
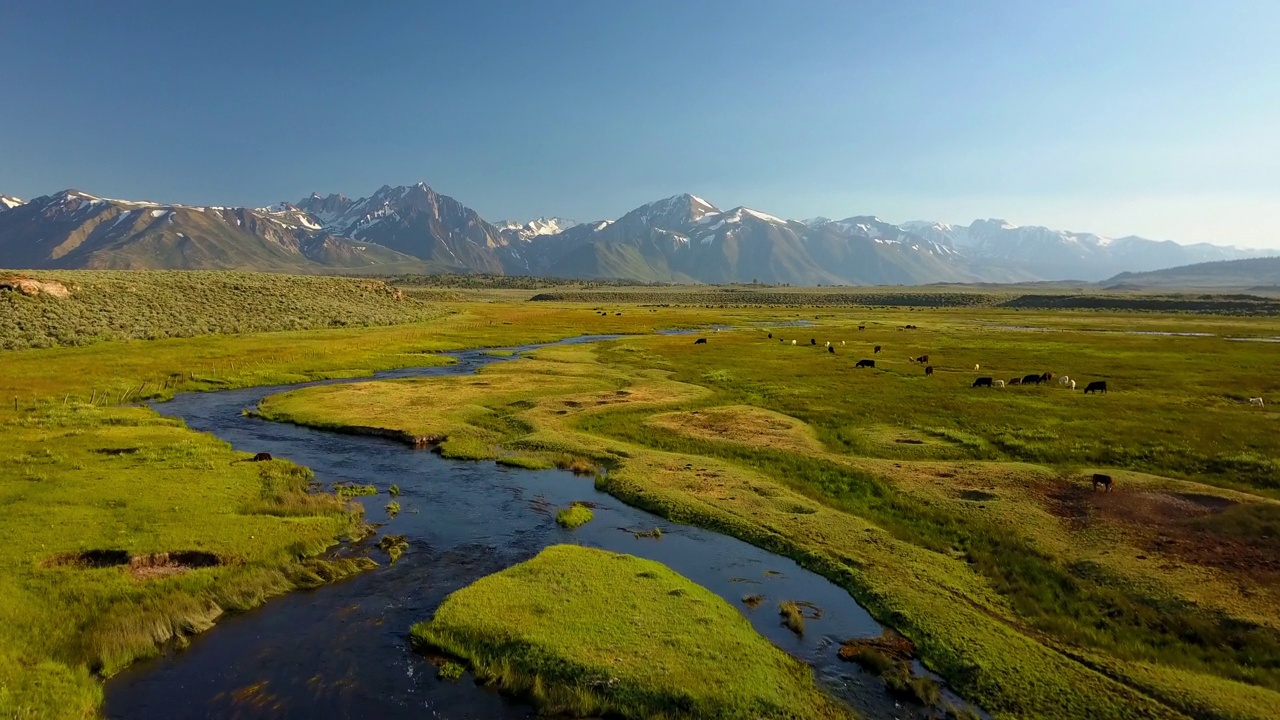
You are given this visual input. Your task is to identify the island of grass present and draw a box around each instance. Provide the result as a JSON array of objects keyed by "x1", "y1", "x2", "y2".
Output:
[
  {"x1": 410, "y1": 545, "x2": 850, "y2": 720},
  {"x1": 555, "y1": 503, "x2": 594, "y2": 528}
]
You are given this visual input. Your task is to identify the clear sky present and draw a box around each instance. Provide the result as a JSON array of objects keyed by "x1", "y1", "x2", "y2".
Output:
[{"x1": 1, "y1": 1, "x2": 1276, "y2": 246}]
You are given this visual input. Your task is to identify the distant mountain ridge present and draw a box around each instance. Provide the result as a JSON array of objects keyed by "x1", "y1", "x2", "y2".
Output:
[
  {"x1": 1, "y1": 184, "x2": 1271, "y2": 283},
  {"x1": 902, "y1": 219, "x2": 1262, "y2": 280},
  {"x1": 1105, "y1": 256, "x2": 1280, "y2": 289},
  {"x1": 0, "y1": 190, "x2": 439, "y2": 272}
]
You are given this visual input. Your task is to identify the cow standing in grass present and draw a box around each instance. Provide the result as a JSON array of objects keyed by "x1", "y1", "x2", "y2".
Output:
[
  {"x1": 972, "y1": 377, "x2": 993, "y2": 388},
  {"x1": 1084, "y1": 381, "x2": 1107, "y2": 394},
  {"x1": 1092, "y1": 473, "x2": 1114, "y2": 492}
]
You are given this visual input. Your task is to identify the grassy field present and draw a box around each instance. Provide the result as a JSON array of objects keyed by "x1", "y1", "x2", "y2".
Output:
[
  {"x1": 0, "y1": 270, "x2": 446, "y2": 350},
  {"x1": 257, "y1": 308, "x2": 1280, "y2": 720},
  {"x1": 410, "y1": 545, "x2": 851, "y2": 720},
  {"x1": 6, "y1": 272, "x2": 1280, "y2": 719},
  {"x1": 0, "y1": 291, "x2": 750, "y2": 718}
]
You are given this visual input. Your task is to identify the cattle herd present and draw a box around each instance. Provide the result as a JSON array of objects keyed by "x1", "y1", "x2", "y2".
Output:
[
  {"x1": 690, "y1": 327, "x2": 1268, "y2": 408},
  {"x1": 743, "y1": 329, "x2": 1113, "y2": 394}
]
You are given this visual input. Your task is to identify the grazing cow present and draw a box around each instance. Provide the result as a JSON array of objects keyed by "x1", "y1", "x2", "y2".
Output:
[
  {"x1": 1059, "y1": 375, "x2": 1070, "y2": 386},
  {"x1": 974, "y1": 363, "x2": 980, "y2": 370},
  {"x1": 252, "y1": 452, "x2": 273, "y2": 462},
  {"x1": 1084, "y1": 381, "x2": 1107, "y2": 394},
  {"x1": 1009, "y1": 377, "x2": 1022, "y2": 386},
  {"x1": 858, "y1": 325, "x2": 866, "y2": 331},
  {"x1": 994, "y1": 379, "x2": 1005, "y2": 388},
  {"x1": 825, "y1": 341, "x2": 831, "y2": 347},
  {"x1": 924, "y1": 365, "x2": 934, "y2": 376},
  {"x1": 811, "y1": 338, "x2": 817, "y2": 345},
  {"x1": 792, "y1": 340, "x2": 797, "y2": 345},
  {"x1": 841, "y1": 340, "x2": 846, "y2": 345},
  {"x1": 768, "y1": 333, "x2": 773, "y2": 339},
  {"x1": 615, "y1": 312, "x2": 622, "y2": 316},
  {"x1": 1020, "y1": 374, "x2": 1041, "y2": 386},
  {"x1": 1040, "y1": 372, "x2": 1053, "y2": 383},
  {"x1": 874, "y1": 345, "x2": 882, "y2": 354},
  {"x1": 904, "y1": 324, "x2": 918, "y2": 329},
  {"x1": 1070, "y1": 380, "x2": 1076, "y2": 390},
  {"x1": 1092, "y1": 473, "x2": 1114, "y2": 492},
  {"x1": 828, "y1": 346, "x2": 835, "y2": 354},
  {"x1": 694, "y1": 338, "x2": 707, "y2": 345},
  {"x1": 1250, "y1": 397, "x2": 1265, "y2": 407},
  {"x1": 972, "y1": 377, "x2": 994, "y2": 388},
  {"x1": 855, "y1": 359, "x2": 876, "y2": 368},
  {"x1": 916, "y1": 355, "x2": 929, "y2": 364}
]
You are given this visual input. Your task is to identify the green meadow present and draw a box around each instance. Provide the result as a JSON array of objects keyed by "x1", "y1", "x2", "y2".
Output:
[
  {"x1": 258, "y1": 306, "x2": 1280, "y2": 720},
  {"x1": 3, "y1": 271, "x2": 1280, "y2": 719}
]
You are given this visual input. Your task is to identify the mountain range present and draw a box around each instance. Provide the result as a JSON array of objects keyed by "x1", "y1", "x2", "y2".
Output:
[{"x1": 0, "y1": 184, "x2": 1271, "y2": 283}]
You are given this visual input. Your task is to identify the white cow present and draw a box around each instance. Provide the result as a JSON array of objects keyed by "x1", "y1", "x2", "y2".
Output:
[
  {"x1": 994, "y1": 379, "x2": 1005, "y2": 388},
  {"x1": 1069, "y1": 380, "x2": 1076, "y2": 390},
  {"x1": 825, "y1": 341, "x2": 830, "y2": 347},
  {"x1": 974, "y1": 364, "x2": 980, "y2": 370},
  {"x1": 1250, "y1": 397, "x2": 1265, "y2": 407},
  {"x1": 792, "y1": 339, "x2": 797, "y2": 345},
  {"x1": 841, "y1": 341, "x2": 846, "y2": 346},
  {"x1": 1059, "y1": 375, "x2": 1070, "y2": 386}
]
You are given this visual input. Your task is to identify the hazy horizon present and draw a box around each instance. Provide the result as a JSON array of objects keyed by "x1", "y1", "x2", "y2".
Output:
[{"x1": 2, "y1": 1, "x2": 1276, "y2": 247}]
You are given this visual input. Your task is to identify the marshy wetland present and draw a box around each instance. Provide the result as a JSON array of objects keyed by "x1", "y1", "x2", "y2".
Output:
[{"x1": 2, "y1": 272, "x2": 1280, "y2": 719}]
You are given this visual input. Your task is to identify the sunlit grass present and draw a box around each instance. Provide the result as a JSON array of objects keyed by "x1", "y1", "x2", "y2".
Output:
[{"x1": 410, "y1": 545, "x2": 850, "y2": 719}]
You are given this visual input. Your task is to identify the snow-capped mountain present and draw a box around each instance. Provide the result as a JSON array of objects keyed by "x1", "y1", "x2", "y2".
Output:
[
  {"x1": 901, "y1": 219, "x2": 1267, "y2": 281},
  {"x1": 2, "y1": 182, "x2": 1269, "y2": 283},
  {"x1": 0, "y1": 190, "x2": 427, "y2": 271},
  {"x1": 515, "y1": 195, "x2": 976, "y2": 284},
  {"x1": 494, "y1": 217, "x2": 578, "y2": 242},
  {"x1": 288, "y1": 183, "x2": 513, "y2": 273}
]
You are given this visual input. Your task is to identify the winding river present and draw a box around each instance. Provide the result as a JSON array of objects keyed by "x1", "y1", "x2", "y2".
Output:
[{"x1": 105, "y1": 334, "x2": 973, "y2": 719}]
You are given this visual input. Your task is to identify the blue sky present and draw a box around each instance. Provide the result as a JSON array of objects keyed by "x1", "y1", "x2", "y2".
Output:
[{"x1": 1, "y1": 1, "x2": 1276, "y2": 246}]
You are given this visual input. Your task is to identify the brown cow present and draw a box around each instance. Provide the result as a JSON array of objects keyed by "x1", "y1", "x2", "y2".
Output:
[
  {"x1": 1009, "y1": 377, "x2": 1022, "y2": 386},
  {"x1": 1092, "y1": 473, "x2": 1114, "y2": 492},
  {"x1": 874, "y1": 345, "x2": 882, "y2": 354},
  {"x1": 252, "y1": 452, "x2": 273, "y2": 462},
  {"x1": 925, "y1": 365, "x2": 934, "y2": 376}
]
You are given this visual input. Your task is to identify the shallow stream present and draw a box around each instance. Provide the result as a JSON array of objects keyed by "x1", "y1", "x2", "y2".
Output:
[{"x1": 105, "y1": 334, "x2": 973, "y2": 719}]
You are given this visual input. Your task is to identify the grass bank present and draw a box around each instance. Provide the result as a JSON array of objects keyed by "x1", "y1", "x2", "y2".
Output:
[{"x1": 410, "y1": 545, "x2": 851, "y2": 720}]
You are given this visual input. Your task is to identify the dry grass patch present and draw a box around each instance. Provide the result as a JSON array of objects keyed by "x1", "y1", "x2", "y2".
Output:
[{"x1": 647, "y1": 405, "x2": 825, "y2": 455}]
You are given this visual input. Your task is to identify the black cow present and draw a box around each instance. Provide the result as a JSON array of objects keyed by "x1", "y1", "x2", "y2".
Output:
[
  {"x1": 1092, "y1": 473, "x2": 1114, "y2": 492},
  {"x1": 925, "y1": 365, "x2": 934, "y2": 376},
  {"x1": 252, "y1": 452, "x2": 273, "y2": 462},
  {"x1": 874, "y1": 345, "x2": 882, "y2": 354},
  {"x1": 858, "y1": 325, "x2": 866, "y2": 331},
  {"x1": 1021, "y1": 374, "x2": 1042, "y2": 386},
  {"x1": 1040, "y1": 371, "x2": 1053, "y2": 383},
  {"x1": 855, "y1": 359, "x2": 875, "y2": 368},
  {"x1": 694, "y1": 338, "x2": 707, "y2": 344},
  {"x1": 904, "y1": 324, "x2": 918, "y2": 329},
  {"x1": 916, "y1": 354, "x2": 929, "y2": 364},
  {"x1": 828, "y1": 345, "x2": 835, "y2": 354},
  {"x1": 1084, "y1": 381, "x2": 1108, "y2": 394},
  {"x1": 768, "y1": 333, "x2": 773, "y2": 339},
  {"x1": 972, "y1": 377, "x2": 993, "y2": 388},
  {"x1": 811, "y1": 338, "x2": 817, "y2": 345}
]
